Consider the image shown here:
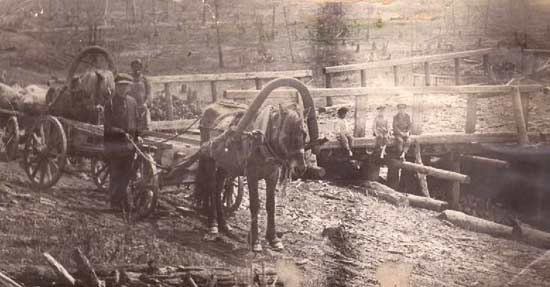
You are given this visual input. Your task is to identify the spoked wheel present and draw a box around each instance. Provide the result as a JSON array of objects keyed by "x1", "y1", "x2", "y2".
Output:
[
  {"x1": 126, "y1": 153, "x2": 159, "y2": 222},
  {"x1": 23, "y1": 116, "x2": 67, "y2": 189},
  {"x1": 222, "y1": 176, "x2": 244, "y2": 215},
  {"x1": 1, "y1": 116, "x2": 19, "y2": 161},
  {"x1": 91, "y1": 159, "x2": 110, "y2": 192}
]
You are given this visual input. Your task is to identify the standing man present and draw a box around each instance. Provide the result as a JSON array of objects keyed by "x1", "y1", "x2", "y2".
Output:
[
  {"x1": 129, "y1": 59, "x2": 152, "y2": 131},
  {"x1": 104, "y1": 73, "x2": 139, "y2": 211},
  {"x1": 334, "y1": 107, "x2": 353, "y2": 158},
  {"x1": 372, "y1": 105, "x2": 389, "y2": 159},
  {"x1": 393, "y1": 103, "x2": 412, "y2": 161}
]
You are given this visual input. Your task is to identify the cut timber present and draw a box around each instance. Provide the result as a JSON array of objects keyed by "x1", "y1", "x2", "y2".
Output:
[
  {"x1": 388, "y1": 159, "x2": 470, "y2": 184},
  {"x1": 223, "y1": 85, "x2": 542, "y2": 100},
  {"x1": 414, "y1": 142, "x2": 430, "y2": 198},
  {"x1": 512, "y1": 221, "x2": 550, "y2": 249},
  {"x1": 324, "y1": 48, "x2": 494, "y2": 73},
  {"x1": 72, "y1": 248, "x2": 102, "y2": 287},
  {"x1": 0, "y1": 271, "x2": 23, "y2": 287},
  {"x1": 512, "y1": 87, "x2": 529, "y2": 145},
  {"x1": 149, "y1": 70, "x2": 312, "y2": 84},
  {"x1": 461, "y1": 155, "x2": 510, "y2": 168},
  {"x1": 363, "y1": 181, "x2": 448, "y2": 212},
  {"x1": 438, "y1": 210, "x2": 513, "y2": 238},
  {"x1": 43, "y1": 252, "x2": 76, "y2": 286}
]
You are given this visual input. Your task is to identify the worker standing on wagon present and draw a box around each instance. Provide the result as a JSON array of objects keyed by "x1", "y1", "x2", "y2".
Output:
[
  {"x1": 393, "y1": 103, "x2": 412, "y2": 161},
  {"x1": 129, "y1": 59, "x2": 152, "y2": 131},
  {"x1": 104, "y1": 73, "x2": 139, "y2": 211},
  {"x1": 372, "y1": 105, "x2": 389, "y2": 159},
  {"x1": 334, "y1": 107, "x2": 353, "y2": 158}
]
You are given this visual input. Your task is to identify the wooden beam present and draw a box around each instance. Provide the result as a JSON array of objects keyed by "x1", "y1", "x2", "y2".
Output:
[
  {"x1": 164, "y1": 83, "x2": 173, "y2": 121},
  {"x1": 388, "y1": 159, "x2": 470, "y2": 184},
  {"x1": 461, "y1": 155, "x2": 510, "y2": 168},
  {"x1": 450, "y1": 152, "x2": 462, "y2": 209},
  {"x1": 354, "y1": 69, "x2": 368, "y2": 137},
  {"x1": 325, "y1": 72, "x2": 333, "y2": 106},
  {"x1": 324, "y1": 48, "x2": 494, "y2": 74},
  {"x1": 465, "y1": 95, "x2": 477, "y2": 133},
  {"x1": 483, "y1": 54, "x2": 489, "y2": 76},
  {"x1": 438, "y1": 210, "x2": 513, "y2": 238},
  {"x1": 392, "y1": 66, "x2": 399, "y2": 86},
  {"x1": 454, "y1": 58, "x2": 461, "y2": 85},
  {"x1": 320, "y1": 132, "x2": 549, "y2": 150},
  {"x1": 424, "y1": 62, "x2": 431, "y2": 86},
  {"x1": 149, "y1": 70, "x2": 312, "y2": 84},
  {"x1": 223, "y1": 85, "x2": 543, "y2": 99},
  {"x1": 523, "y1": 48, "x2": 550, "y2": 54},
  {"x1": 522, "y1": 93, "x2": 530, "y2": 129},
  {"x1": 210, "y1": 81, "x2": 217, "y2": 102},
  {"x1": 43, "y1": 253, "x2": 76, "y2": 286},
  {"x1": 149, "y1": 118, "x2": 199, "y2": 131},
  {"x1": 512, "y1": 87, "x2": 529, "y2": 145}
]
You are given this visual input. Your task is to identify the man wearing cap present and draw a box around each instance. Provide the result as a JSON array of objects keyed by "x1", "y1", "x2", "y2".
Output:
[
  {"x1": 129, "y1": 59, "x2": 152, "y2": 131},
  {"x1": 104, "y1": 73, "x2": 139, "y2": 210},
  {"x1": 372, "y1": 105, "x2": 389, "y2": 159},
  {"x1": 393, "y1": 103, "x2": 412, "y2": 161},
  {"x1": 334, "y1": 107, "x2": 353, "y2": 157}
]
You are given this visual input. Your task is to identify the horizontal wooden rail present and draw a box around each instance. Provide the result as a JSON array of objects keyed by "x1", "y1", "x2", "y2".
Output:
[
  {"x1": 461, "y1": 155, "x2": 510, "y2": 168},
  {"x1": 319, "y1": 132, "x2": 550, "y2": 150},
  {"x1": 388, "y1": 159, "x2": 470, "y2": 184},
  {"x1": 149, "y1": 118, "x2": 199, "y2": 131},
  {"x1": 324, "y1": 48, "x2": 494, "y2": 74},
  {"x1": 224, "y1": 85, "x2": 543, "y2": 100},
  {"x1": 149, "y1": 70, "x2": 312, "y2": 84}
]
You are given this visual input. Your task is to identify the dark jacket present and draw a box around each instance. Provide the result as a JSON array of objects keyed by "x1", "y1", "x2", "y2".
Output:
[
  {"x1": 104, "y1": 94, "x2": 139, "y2": 156},
  {"x1": 393, "y1": 112, "x2": 411, "y2": 137}
]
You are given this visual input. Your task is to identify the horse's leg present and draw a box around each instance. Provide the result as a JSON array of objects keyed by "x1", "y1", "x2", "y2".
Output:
[
  {"x1": 247, "y1": 172, "x2": 262, "y2": 252},
  {"x1": 265, "y1": 170, "x2": 284, "y2": 251},
  {"x1": 199, "y1": 157, "x2": 218, "y2": 234}
]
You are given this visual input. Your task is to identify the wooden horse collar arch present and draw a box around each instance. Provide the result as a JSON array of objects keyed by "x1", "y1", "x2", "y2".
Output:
[{"x1": 234, "y1": 77, "x2": 320, "y2": 153}]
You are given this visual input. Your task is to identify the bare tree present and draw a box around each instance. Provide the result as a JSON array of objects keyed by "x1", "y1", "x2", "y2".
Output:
[{"x1": 214, "y1": 0, "x2": 224, "y2": 68}]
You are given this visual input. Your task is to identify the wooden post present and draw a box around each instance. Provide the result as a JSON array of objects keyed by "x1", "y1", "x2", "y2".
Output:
[
  {"x1": 254, "y1": 78, "x2": 262, "y2": 90},
  {"x1": 325, "y1": 72, "x2": 333, "y2": 107},
  {"x1": 512, "y1": 87, "x2": 529, "y2": 145},
  {"x1": 164, "y1": 83, "x2": 173, "y2": 120},
  {"x1": 454, "y1": 57, "x2": 461, "y2": 85},
  {"x1": 450, "y1": 152, "x2": 461, "y2": 210},
  {"x1": 213, "y1": 0, "x2": 224, "y2": 68},
  {"x1": 482, "y1": 54, "x2": 489, "y2": 76},
  {"x1": 424, "y1": 62, "x2": 431, "y2": 86},
  {"x1": 210, "y1": 81, "x2": 217, "y2": 102},
  {"x1": 522, "y1": 93, "x2": 530, "y2": 129},
  {"x1": 465, "y1": 95, "x2": 477, "y2": 134},
  {"x1": 392, "y1": 65, "x2": 399, "y2": 86},
  {"x1": 414, "y1": 142, "x2": 430, "y2": 198},
  {"x1": 354, "y1": 69, "x2": 368, "y2": 137},
  {"x1": 283, "y1": 6, "x2": 295, "y2": 63}
]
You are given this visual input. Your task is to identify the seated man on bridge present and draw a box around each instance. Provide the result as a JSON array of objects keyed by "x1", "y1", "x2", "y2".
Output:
[
  {"x1": 372, "y1": 105, "x2": 389, "y2": 159},
  {"x1": 104, "y1": 73, "x2": 139, "y2": 211},
  {"x1": 393, "y1": 103, "x2": 412, "y2": 161},
  {"x1": 334, "y1": 107, "x2": 353, "y2": 158}
]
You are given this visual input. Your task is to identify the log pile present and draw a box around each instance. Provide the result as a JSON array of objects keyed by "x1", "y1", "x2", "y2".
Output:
[{"x1": 1, "y1": 249, "x2": 282, "y2": 287}]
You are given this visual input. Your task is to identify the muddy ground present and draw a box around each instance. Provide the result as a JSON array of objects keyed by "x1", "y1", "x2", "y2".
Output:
[{"x1": 1, "y1": 158, "x2": 550, "y2": 287}]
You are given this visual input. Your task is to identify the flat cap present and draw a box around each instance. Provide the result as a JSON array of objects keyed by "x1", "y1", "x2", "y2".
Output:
[
  {"x1": 397, "y1": 103, "x2": 408, "y2": 109},
  {"x1": 115, "y1": 73, "x2": 133, "y2": 85}
]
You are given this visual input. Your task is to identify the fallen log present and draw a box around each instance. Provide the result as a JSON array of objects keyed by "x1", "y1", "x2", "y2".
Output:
[
  {"x1": 438, "y1": 210, "x2": 512, "y2": 238},
  {"x1": 388, "y1": 159, "x2": 470, "y2": 184},
  {"x1": 363, "y1": 181, "x2": 448, "y2": 211},
  {"x1": 72, "y1": 248, "x2": 102, "y2": 287},
  {"x1": 0, "y1": 271, "x2": 23, "y2": 287},
  {"x1": 512, "y1": 220, "x2": 550, "y2": 249},
  {"x1": 461, "y1": 155, "x2": 510, "y2": 169},
  {"x1": 43, "y1": 253, "x2": 76, "y2": 286}
]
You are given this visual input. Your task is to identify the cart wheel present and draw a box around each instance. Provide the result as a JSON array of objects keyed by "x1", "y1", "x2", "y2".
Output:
[
  {"x1": 23, "y1": 116, "x2": 67, "y2": 189},
  {"x1": 127, "y1": 153, "x2": 159, "y2": 221},
  {"x1": 2, "y1": 116, "x2": 19, "y2": 161},
  {"x1": 91, "y1": 159, "x2": 110, "y2": 192},
  {"x1": 222, "y1": 176, "x2": 244, "y2": 215}
]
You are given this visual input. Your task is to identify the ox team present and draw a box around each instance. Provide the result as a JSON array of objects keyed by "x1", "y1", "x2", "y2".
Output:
[{"x1": 104, "y1": 60, "x2": 151, "y2": 210}]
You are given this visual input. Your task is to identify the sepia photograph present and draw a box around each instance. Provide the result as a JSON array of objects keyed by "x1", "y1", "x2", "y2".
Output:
[{"x1": 0, "y1": 0, "x2": 549, "y2": 286}]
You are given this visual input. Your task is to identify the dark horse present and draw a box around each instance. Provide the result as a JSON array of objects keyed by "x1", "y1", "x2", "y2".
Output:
[{"x1": 195, "y1": 78, "x2": 319, "y2": 252}]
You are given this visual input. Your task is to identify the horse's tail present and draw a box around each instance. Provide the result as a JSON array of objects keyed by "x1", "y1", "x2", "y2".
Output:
[{"x1": 193, "y1": 155, "x2": 215, "y2": 214}]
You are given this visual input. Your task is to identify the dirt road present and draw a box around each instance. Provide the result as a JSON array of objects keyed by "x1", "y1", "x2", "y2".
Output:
[{"x1": 1, "y1": 159, "x2": 549, "y2": 287}]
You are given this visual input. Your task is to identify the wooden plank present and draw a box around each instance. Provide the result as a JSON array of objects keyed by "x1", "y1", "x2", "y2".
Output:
[
  {"x1": 149, "y1": 118, "x2": 199, "y2": 131},
  {"x1": 454, "y1": 58, "x2": 461, "y2": 85},
  {"x1": 149, "y1": 70, "x2": 313, "y2": 84},
  {"x1": 388, "y1": 158, "x2": 470, "y2": 184},
  {"x1": 320, "y1": 132, "x2": 550, "y2": 150},
  {"x1": 512, "y1": 87, "x2": 529, "y2": 145},
  {"x1": 210, "y1": 81, "x2": 217, "y2": 102},
  {"x1": 465, "y1": 95, "x2": 478, "y2": 133},
  {"x1": 223, "y1": 85, "x2": 543, "y2": 99},
  {"x1": 324, "y1": 48, "x2": 494, "y2": 74},
  {"x1": 325, "y1": 72, "x2": 333, "y2": 106},
  {"x1": 164, "y1": 83, "x2": 173, "y2": 121}
]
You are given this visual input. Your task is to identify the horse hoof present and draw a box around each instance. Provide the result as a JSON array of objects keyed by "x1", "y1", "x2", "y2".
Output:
[
  {"x1": 252, "y1": 242, "x2": 263, "y2": 252},
  {"x1": 208, "y1": 226, "x2": 219, "y2": 234},
  {"x1": 269, "y1": 239, "x2": 284, "y2": 251}
]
